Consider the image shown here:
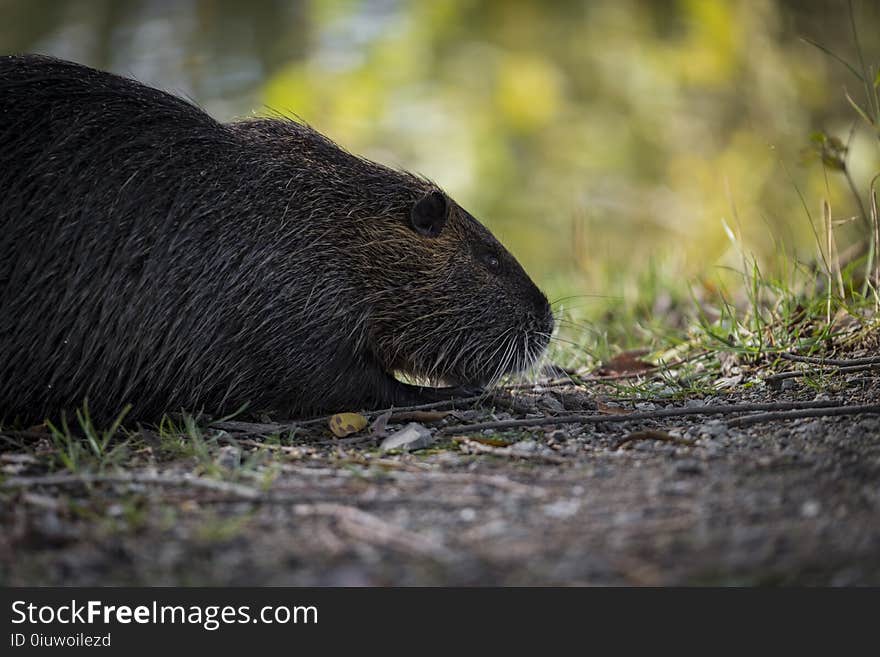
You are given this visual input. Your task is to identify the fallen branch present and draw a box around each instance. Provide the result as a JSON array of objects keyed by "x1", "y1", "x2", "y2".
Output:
[
  {"x1": 727, "y1": 403, "x2": 880, "y2": 427},
  {"x1": 764, "y1": 363, "x2": 880, "y2": 384},
  {"x1": 440, "y1": 399, "x2": 845, "y2": 434},
  {"x1": 780, "y1": 352, "x2": 880, "y2": 366}
]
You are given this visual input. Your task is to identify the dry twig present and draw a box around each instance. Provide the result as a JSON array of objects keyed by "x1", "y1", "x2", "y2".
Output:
[
  {"x1": 764, "y1": 363, "x2": 880, "y2": 384},
  {"x1": 727, "y1": 403, "x2": 880, "y2": 427},
  {"x1": 441, "y1": 400, "x2": 845, "y2": 434},
  {"x1": 780, "y1": 352, "x2": 880, "y2": 366}
]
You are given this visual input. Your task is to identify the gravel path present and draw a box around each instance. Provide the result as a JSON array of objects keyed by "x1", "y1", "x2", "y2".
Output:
[{"x1": 2, "y1": 373, "x2": 879, "y2": 586}]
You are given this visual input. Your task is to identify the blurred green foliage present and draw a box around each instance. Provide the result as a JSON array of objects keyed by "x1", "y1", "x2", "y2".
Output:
[{"x1": 2, "y1": 0, "x2": 879, "y2": 337}]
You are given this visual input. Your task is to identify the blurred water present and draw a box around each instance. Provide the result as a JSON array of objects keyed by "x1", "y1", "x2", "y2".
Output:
[{"x1": 2, "y1": 0, "x2": 878, "y2": 299}]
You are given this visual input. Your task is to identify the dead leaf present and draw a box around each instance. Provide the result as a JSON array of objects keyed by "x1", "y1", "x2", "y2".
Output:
[
  {"x1": 329, "y1": 412, "x2": 368, "y2": 438},
  {"x1": 596, "y1": 401, "x2": 633, "y2": 415},
  {"x1": 597, "y1": 350, "x2": 654, "y2": 375}
]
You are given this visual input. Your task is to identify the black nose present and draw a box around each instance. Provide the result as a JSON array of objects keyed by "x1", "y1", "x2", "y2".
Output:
[
  {"x1": 539, "y1": 294, "x2": 551, "y2": 320},
  {"x1": 531, "y1": 287, "x2": 553, "y2": 332},
  {"x1": 541, "y1": 304, "x2": 554, "y2": 334}
]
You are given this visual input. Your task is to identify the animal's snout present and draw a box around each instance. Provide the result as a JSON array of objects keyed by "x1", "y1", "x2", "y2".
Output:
[{"x1": 530, "y1": 287, "x2": 554, "y2": 334}]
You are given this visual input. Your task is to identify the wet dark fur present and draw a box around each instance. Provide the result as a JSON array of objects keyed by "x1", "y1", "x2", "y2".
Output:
[{"x1": 0, "y1": 55, "x2": 553, "y2": 423}]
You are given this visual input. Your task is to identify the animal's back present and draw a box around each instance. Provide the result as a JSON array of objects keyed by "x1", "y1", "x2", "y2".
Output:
[
  {"x1": 0, "y1": 55, "x2": 554, "y2": 425},
  {"x1": 0, "y1": 56, "x2": 309, "y2": 421}
]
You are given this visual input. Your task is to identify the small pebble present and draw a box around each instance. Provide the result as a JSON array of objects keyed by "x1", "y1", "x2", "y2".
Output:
[
  {"x1": 543, "y1": 499, "x2": 581, "y2": 519},
  {"x1": 380, "y1": 423, "x2": 435, "y2": 452},
  {"x1": 460, "y1": 508, "x2": 477, "y2": 522}
]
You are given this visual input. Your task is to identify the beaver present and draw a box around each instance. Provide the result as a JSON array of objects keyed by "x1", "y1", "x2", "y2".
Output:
[{"x1": 0, "y1": 55, "x2": 553, "y2": 423}]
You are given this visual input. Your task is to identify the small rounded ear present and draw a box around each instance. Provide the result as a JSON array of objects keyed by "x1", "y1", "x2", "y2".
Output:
[{"x1": 410, "y1": 190, "x2": 449, "y2": 237}]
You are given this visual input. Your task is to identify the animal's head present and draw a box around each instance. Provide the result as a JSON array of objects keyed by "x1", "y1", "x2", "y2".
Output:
[{"x1": 360, "y1": 186, "x2": 554, "y2": 386}]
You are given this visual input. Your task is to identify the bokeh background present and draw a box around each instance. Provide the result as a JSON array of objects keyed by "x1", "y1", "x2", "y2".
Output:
[{"x1": 2, "y1": 0, "x2": 879, "y2": 338}]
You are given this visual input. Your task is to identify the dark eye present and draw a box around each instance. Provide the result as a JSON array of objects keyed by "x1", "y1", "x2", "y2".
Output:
[{"x1": 483, "y1": 254, "x2": 500, "y2": 271}]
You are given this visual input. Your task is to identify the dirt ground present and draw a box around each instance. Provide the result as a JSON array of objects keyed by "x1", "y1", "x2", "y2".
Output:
[{"x1": 2, "y1": 361, "x2": 879, "y2": 586}]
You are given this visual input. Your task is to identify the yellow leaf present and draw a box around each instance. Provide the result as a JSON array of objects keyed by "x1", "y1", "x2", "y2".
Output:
[{"x1": 328, "y1": 412, "x2": 368, "y2": 438}]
